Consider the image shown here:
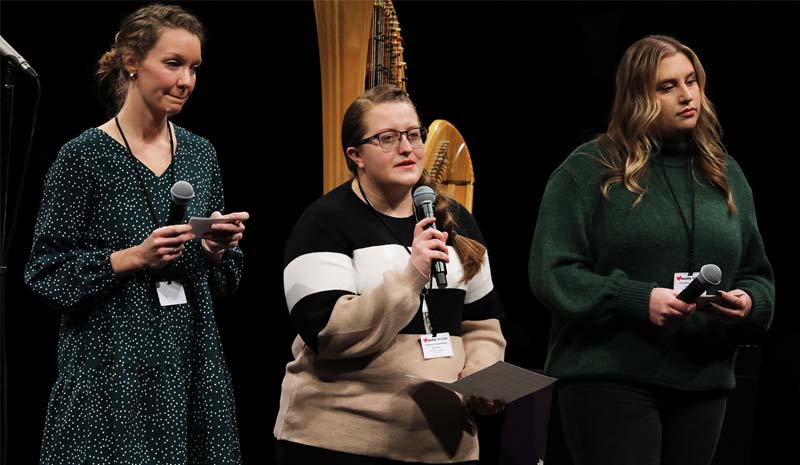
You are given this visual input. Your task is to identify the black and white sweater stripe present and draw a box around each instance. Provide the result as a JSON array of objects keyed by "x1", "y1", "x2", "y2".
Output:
[{"x1": 283, "y1": 182, "x2": 503, "y2": 352}]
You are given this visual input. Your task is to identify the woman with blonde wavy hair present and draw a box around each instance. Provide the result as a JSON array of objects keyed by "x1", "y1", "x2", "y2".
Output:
[{"x1": 530, "y1": 35, "x2": 774, "y2": 465}]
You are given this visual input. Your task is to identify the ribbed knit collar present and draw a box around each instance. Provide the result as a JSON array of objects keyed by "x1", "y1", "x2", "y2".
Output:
[{"x1": 652, "y1": 137, "x2": 692, "y2": 167}]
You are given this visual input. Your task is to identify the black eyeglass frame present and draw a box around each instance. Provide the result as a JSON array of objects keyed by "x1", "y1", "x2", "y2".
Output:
[{"x1": 352, "y1": 126, "x2": 428, "y2": 150}]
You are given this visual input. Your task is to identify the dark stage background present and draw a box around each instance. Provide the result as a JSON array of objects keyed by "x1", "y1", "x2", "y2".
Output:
[{"x1": 1, "y1": 1, "x2": 795, "y2": 464}]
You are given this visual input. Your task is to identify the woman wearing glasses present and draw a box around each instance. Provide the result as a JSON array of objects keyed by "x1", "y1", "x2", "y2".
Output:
[
  {"x1": 274, "y1": 84, "x2": 506, "y2": 464},
  {"x1": 529, "y1": 35, "x2": 774, "y2": 465}
]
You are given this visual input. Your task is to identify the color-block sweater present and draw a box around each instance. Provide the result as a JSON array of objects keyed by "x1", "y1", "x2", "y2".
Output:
[{"x1": 275, "y1": 182, "x2": 506, "y2": 462}]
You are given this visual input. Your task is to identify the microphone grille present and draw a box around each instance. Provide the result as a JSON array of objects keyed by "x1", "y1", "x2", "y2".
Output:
[
  {"x1": 699, "y1": 264, "x2": 722, "y2": 285},
  {"x1": 413, "y1": 186, "x2": 436, "y2": 206},
  {"x1": 170, "y1": 180, "x2": 195, "y2": 206}
]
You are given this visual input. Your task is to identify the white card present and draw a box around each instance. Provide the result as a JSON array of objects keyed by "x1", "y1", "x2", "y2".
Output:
[
  {"x1": 673, "y1": 272, "x2": 697, "y2": 292},
  {"x1": 420, "y1": 332, "x2": 454, "y2": 359},
  {"x1": 156, "y1": 281, "x2": 187, "y2": 306},
  {"x1": 188, "y1": 217, "x2": 236, "y2": 237}
]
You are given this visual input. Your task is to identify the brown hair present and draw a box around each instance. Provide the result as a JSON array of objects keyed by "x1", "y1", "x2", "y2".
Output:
[
  {"x1": 342, "y1": 85, "x2": 487, "y2": 282},
  {"x1": 96, "y1": 3, "x2": 206, "y2": 113}
]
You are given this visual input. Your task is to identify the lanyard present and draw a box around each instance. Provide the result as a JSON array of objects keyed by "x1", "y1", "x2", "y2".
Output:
[
  {"x1": 114, "y1": 116, "x2": 175, "y2": 229},
  {"x1": 356, "y1": 178, "x2": 435, "y2": 334},
  {"x1": 659, "y1": 161, "x2": 696, "y2": 271}
]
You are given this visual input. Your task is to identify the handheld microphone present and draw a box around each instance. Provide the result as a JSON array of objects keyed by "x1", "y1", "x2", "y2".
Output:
[
  {"x1": 412, "y1": 186, "x2": 447, "y2": 288},
  {"x1": 167, "y1": 181, "x2": 194, "y2": 225},
  {"x1": 677, "y1": 264, "x2": 722, "y2": 303},
  {"x1": 0, "y1": 34, "x2": 39, "y2": 79}
]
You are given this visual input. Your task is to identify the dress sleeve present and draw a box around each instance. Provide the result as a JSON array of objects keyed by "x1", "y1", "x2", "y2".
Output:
[
  {"x1": 204, "y1": 146, "x2": 243, "y2": 297},
  {"x1": 24, "y1": 146, "x2": 122, "y2": 312}
]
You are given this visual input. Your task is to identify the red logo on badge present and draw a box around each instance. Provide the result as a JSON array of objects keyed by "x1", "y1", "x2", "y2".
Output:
[{"x1": 423, "y1": 338, "x2": 428, "y2": 342}]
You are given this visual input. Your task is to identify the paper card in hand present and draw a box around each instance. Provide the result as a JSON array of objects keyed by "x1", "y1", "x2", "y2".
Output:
[
  {"x1": 418, "y1": 361, "x2": 557, "y2": 404},
  {"x1": 188, "y1": 217, "x2": 236, "y2": 237}
]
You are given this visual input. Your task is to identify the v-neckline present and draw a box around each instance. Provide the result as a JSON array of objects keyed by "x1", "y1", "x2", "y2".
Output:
[{"x1": 95, "y1": 126, "x2": 177, "y2": 178}]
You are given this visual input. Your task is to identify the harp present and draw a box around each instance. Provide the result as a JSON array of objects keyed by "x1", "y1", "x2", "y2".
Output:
[
  {"x1": 424, "y1": 120, "x2": 474, "y2": 211},
  {"x1": 314, "y1": 0, "x2": 475, "y2": 211}
]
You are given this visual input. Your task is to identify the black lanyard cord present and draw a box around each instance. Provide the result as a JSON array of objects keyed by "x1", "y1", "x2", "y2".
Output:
[
  {"x1": 356, "y1": 178, "x2": 436, "y2": 332},
  {"x1": 659, "y1": 160, "x2": 696, "y2": 271},
  {"x1": 114, "y1": 116, "x2": 175, "y2": 229},
  {"x1": 356, "y1": 178, "x2": 413, "y2": 256}
]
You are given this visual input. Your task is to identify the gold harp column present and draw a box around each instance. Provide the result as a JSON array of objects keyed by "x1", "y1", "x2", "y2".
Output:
[{"x1": 314, "y1": 0, "x2": 373, "y2": 194}]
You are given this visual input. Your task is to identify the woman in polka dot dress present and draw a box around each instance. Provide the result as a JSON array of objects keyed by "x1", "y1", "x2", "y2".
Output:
[{"x1": 24, "y1": 4, "x2": 248, "y2": 464}]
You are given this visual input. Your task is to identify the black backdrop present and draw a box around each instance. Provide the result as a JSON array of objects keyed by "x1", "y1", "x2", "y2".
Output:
[{"x1": 1, "y1": 1, "x2": 795, "y2": 464}]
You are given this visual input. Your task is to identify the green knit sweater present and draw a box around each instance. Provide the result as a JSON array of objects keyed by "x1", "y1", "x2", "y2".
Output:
[{"x1": 529, "y1": 139, "x2": 774, "y2": 391}]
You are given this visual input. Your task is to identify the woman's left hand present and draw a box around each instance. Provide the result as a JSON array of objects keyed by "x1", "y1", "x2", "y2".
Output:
[
  {"x1": 703, "y1": 289, "x2": 752, "y2": 322},
  {"x1": 201, "y1": 211, "x2": 250, "y2": 258},
  {"x1": 467, "y1": 396, "x2": 505, "y2": 415}
]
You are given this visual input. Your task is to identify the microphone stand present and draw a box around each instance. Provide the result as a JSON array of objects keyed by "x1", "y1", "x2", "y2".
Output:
[
  {"x1": 1, "y1": 54, "x2": 40, "y2": 465},
  {"x1": 0, "y1": 60, "x2": 16, "y2": 465}
]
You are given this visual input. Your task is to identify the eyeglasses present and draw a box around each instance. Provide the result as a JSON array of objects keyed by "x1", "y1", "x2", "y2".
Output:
[{"x1": 354, "y1": 126, "x2": 428, "y2": 150}]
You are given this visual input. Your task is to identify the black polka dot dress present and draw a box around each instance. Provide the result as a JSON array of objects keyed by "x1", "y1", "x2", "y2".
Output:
[{"x1": 25, "y1": 126, "x2": 243, "y2": 465}]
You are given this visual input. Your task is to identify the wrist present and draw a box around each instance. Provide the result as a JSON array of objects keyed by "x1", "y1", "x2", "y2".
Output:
[
  {"x1": 111, "y1": 245, "x2": 144, "y2": 274},
  {"x1": 201, "y1": 239, "x2": 225, "y2": 257}
]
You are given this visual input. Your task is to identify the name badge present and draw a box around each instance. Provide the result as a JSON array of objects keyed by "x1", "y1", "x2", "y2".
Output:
[
  {"x1": 674, "y1": 272, "x2": 703, "y2": 292},
  {"x1": 156, "y1": 281, "x2": 187, "y2": 306},
  {"x1": 420, "y1": 332, "x2": 454, "y2": 359}
]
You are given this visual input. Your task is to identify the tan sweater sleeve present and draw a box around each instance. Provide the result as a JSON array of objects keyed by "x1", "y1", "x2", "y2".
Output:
[
  {"x1": 458, "y1": 319, "x2": 506, "y2": 378},
  {"x1": 317, "y1": 261, "x2": 429, "y2": 359}
]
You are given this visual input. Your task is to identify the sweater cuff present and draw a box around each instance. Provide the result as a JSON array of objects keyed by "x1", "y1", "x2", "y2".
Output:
[
  {"x1": 615, "y1": 280, "x2": 657, "y2": 322},
  {"x1": 740, "y1": 287, "x2": 773, "y2": 333},
  {"x1": 401, "y1": 261, "x2": 431, "y2": 294}
]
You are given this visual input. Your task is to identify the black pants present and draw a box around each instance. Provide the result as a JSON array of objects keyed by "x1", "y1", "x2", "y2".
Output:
[
  {"x1": 275, "y1": 440, "x2": 480, "y2": 465},
  {"x1": 555, "y1": 380, "x2": 727, "y2": 465}
]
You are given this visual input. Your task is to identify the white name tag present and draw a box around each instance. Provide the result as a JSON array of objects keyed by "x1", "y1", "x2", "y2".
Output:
[
  {"x1": 420, "y1": 332, "x2": 454, "y2": 359},
  {"x1": 674, "y1": 272, "x2": 698, "y2": 292},
  {"x1": 156, "y1": 281, "x2": 187, "y2": 306}
]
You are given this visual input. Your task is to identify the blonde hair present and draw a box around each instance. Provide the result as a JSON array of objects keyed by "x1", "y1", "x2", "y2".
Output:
[{"x1": 597, "y1": 35, "x2": 735, "y2": 213}]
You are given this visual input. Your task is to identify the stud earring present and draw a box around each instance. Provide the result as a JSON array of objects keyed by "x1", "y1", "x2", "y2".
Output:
[{"x1": 129, "y1": 72, "x2": 137, "y2": 80}]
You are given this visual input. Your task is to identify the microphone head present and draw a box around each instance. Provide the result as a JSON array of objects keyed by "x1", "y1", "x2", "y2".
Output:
[
  {"x1": 413, "y1": 186, "x2": 436, "y2": 206},
  {"x1": 170, "y1": 181, "x2": 195, "y2": 206},
  {"x1": 698, "y1": 264, "x2": 722, "y2": 286}
]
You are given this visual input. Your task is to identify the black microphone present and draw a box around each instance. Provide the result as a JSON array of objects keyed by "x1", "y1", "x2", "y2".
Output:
[
  {"x1": 677, "y1": 264, "x2": 722, "y2": 303},
  {"x1": 167, "y1": 181, "x2": 194, "y2": 225},
  {"x1": 0, "y1": 34, "x2": 39, "y2": 79},
  {"x1": 413, "y1": 186, "x2": 447, "y2": 288}
]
